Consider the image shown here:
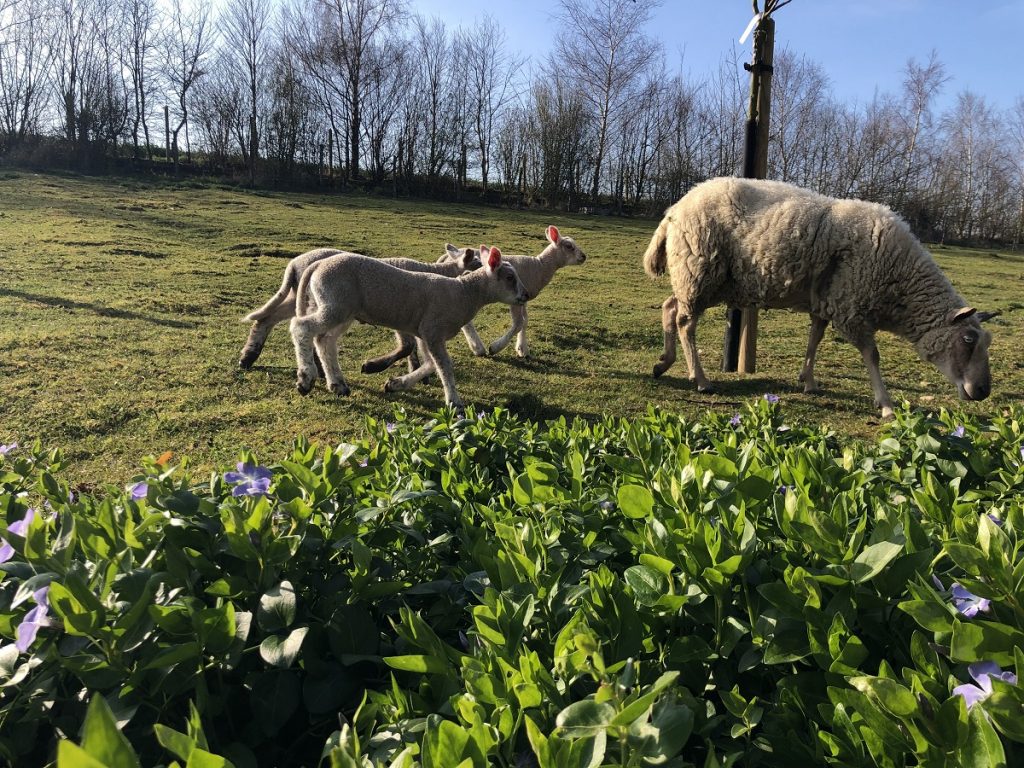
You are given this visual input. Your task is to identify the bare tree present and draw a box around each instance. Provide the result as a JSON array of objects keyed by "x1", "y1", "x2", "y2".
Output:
[
  {"x1": 313, "y1": 0, "x2": 405, "y2": 179},
  {"x1": 122, "y1": 0, "x2": 159, "y2": 159},
  {"x1": 163, "y1": 0, "x2": 214, "y2": 169},
  {"x1": 0, "y1": 0, "x2": 50, "y2": 150},
  {"x1": 555, "y1": 0, "x2": 661, "y2": 203},
  {"x1": 895, "y1": 50, "x2": 948, "y2": 208},
  {"x1": 220, "y1": 0, "x2": 272, "y2": 184}
]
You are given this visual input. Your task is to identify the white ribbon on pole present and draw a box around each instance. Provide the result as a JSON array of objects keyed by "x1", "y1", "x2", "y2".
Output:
[{"x1": 739, "y1": 12, "x2": 761, "y2": 44}]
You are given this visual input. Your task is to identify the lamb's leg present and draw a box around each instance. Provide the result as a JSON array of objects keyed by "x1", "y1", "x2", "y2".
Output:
[
  {"x1": 677, "y1": 306, "x2": 712, "y2": 392},
  {"x1": 798, "y1": 314, "x2": 828, "y2": 393},
  {"x1": 857, "y1": 338, "x2": 895, "y2": 420},
  {"x1": 424, "y1": 341, "x2": 464, "y2": 413},
  {"x1": 513, "y1": 305, "x2": 529, "y2": 358},
  {"x1": 314, "y1": 322, "x2": 351, "y2": 396},
  {"x1": 652, "y1": 296, "x2": 678, "y2": 378},
  {"x1": 239, "y1": 296, "x2": 296, "y2": 369},
  {"x1": 461, "y1": 322, "x2": 487, "y2": 356},
  {"x1": 488, "y1": 306, "x2": 525, "y2": 356},
  {"x1": 384, "y1": 350, "x2": 437, "y2": 392},
  {"x1": 291, "y1": 312, "x2": 329, "y2": 395},
  {"x1": 362, "y1": 331, "x2": 415, "y2": 374}
]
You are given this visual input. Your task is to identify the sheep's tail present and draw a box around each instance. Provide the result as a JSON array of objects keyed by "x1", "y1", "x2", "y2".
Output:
[
  {"x1": 643, "y1": 213, "x2": 671, "y2": 277},
  {"x1": 243, "y1": 262, "x2": 301, "y2": 322},
  {"x1": 294, "y1": 262, "x2": 316, "y2": 318}
]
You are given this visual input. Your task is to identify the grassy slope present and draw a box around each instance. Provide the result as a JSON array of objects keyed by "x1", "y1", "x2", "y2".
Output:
[{"x1": 0, "y1": 170, "x2": 1021, "y2": 486}]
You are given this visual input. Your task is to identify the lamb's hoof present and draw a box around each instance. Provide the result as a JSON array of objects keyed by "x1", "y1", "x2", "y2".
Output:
[
  {"x1": 696, "y1": 383, "x2": 714, "y2": 394},
  {"x1": 487, "y1": 344, "x2": 503, "y2": 356},
  {"x1": 652, "y1": 362, "x2": 668, "y2": 378},
  {"x1": 296, "y1": 378, "x2": 314, "y2": 396},
  {"x1": 803, "y1": 384, "x2": 823, "y2": 395},
  {"x1": 880, "y1": 406, "x2": 896, "y2": 421},
  {"x1": 516, "y1": 350, "x2": 528, "y2": 359},
  {"x1": 471, "y1": 347, "x2": 488, "y2": 357},
  {"x1": 384, "y1": 378, "x2": 399, "y2": 392},
  {"x1": 327, "y1": 382, "x2": 350, "y2": 396},
  {"x1": 238, "y1": 352, "x2": 257, "y2": 370},
  {"x1": 361, "y1": 361, "x2": 385, "y2": 374}
]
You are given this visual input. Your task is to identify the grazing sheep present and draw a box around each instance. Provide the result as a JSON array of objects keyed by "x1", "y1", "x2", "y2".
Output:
[
  {"x1": 290, "y1": 246, "x2": 529, "y2": 410},
  {"x1": 644, "y1": 177, "x2": 997, "y2": 418},
  {"x1": 364, "y1": 225, "x2": 587, "y2": 369},
  {"x1": 238, "y1": 244, "x2": 483, "y2": 369}
]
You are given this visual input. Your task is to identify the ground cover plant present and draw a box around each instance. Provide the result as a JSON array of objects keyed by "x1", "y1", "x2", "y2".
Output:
[
  {"x1": 0, "y1": 171, "x2": 1021, "y2": 486},
  {"x1": 1, "y1": 401, "x2": 1024, "y2": 767}
]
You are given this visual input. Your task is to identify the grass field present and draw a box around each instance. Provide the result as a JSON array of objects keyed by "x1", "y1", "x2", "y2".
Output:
[{"x1": 1, "y1": 170, "x2": 1021, "y2": 486}]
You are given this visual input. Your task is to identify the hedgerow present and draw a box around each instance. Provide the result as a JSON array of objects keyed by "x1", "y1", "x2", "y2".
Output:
[{"x1": 1, "y1": 400, "x2": 1023, "y2": 767}]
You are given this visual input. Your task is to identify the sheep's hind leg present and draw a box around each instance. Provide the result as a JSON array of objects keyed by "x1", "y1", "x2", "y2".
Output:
[
  {"x1": 424, "y1": 341, "x2": 464, "y2": 414},
  {"x1": 314, "y1": 321, "x2": 352, "y2": 396},
  {"x1": 513, "y1": 305, "x2": 529, "y2": 357},
  {"x1": 652, "y1": 296, "x2": 678, "y2": 377},
  {"x1": 798, "y1": 314, "x2": 828, "y2": 393},
  {"x1": 677, "y1": 306, "x2": 712, "y2": 392},
  {"x1": 362, "y1": 331, "x2": 415, "y2": 374},
  {"x1": 384, "y1": 342, "x2": 437, "y2": 392},
  {"x1": 856, "y1": 338, "x2": 895, "y2": 420},
  {"x1": 291, "y1": 313, "x2": 326, "y2": 395}
]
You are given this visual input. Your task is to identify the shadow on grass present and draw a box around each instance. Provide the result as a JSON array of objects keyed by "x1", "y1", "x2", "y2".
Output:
[{"x1": 0, "y1": 287, "x2": 197, "y2": 329}]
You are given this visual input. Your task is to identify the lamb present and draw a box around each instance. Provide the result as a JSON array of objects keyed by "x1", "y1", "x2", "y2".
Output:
[
  {"x1": 238, "y1": 244, "x2": 484, "y2": 369},
  {"x1": 363, "y1": 225, "x2": 587, "y2": 370},
  {"x1": 289, "y1": 246, "x2": 530, "y2": 410},
  {"x1": 643, "y1": 177, "x2": 997, "y2": 419}
]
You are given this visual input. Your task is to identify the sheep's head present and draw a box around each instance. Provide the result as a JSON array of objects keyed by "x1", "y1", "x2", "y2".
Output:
[
  {"x1": 920, "y1": 306, "x2": 997, "y2": 402},
  {"x1": 481, "y1": 245, "x2": 530, "y2": 305},
  {"x1": 440, "y1": 243, "x2": 482, "y2": 272},
  {"x1": 546, "y1": 225, "x2": 587, "y2": 265}
]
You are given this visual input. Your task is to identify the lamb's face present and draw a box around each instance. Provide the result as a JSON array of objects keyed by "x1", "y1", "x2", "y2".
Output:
[
  {"x1": 927, "y1": 313, "x2": 994, "y2": 402},
  {"x1": 494, "y1": 262, "x2": 530, "y2": 305},
  {"x1": 558, "y1": 236, "x2": 588, "y2": 265},
  {"x1": 441, "y1": 244, "x2": 482, "y2": 272}
]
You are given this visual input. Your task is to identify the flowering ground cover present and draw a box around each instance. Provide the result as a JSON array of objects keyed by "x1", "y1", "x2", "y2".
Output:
[{"x1": 2, "y1": 401, "x2": 1023, "y2": 766}]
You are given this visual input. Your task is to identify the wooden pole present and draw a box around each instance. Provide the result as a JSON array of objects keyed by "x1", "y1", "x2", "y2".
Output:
[{"x1": 738, "y1": 17, "x2": 775, "y2": 374}]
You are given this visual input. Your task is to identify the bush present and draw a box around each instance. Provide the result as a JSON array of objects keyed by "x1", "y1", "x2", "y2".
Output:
[{"x1": 1, "y1": 402, "x2": 1023, "y2": 767}]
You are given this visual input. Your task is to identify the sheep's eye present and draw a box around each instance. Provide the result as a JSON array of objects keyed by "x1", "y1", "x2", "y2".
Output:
[{"x1": 962, "y1": 334, "x2": 976, "y2": 345}]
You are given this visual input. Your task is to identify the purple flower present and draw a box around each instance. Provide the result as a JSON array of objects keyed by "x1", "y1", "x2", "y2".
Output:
[
  {"x1": 763, "y1": 393, "x2": 780, "y2": 404},
  {"x1": 953, "y1": 661, "x2": 1017, "y2": 709},
  {"x1": 16, "y1": 586, "x2": 53, "y2": 653},
  {"x1": 0, "y1": 442, "x2": 17, "y2": 456},
  {"x1": 129, "y1": 481, "x2": 148, "y2": 501},
  {"x1": 598, "y1": 500, "x2": 615, "y2": 511},
  {"x1": 385, "y1": 422, "x2": 397, "y2": 434},
  {"x1": 986, "y1": 513, "x2": 1003, "y2": 527},
  {"x1": 729, "y1": 414, "x2": 741, "y2": 427},
  {"x1": 224, "y1": 462, "x2": 272, "y2": 497},
  {"x1": 951, "y1": 425, "x2": 966, "y2": 438},
  {"x1": 951, "y1": 583, "x2": 990, "y2": 618},
  {"x1": 777, "y1": 485, "x2": 794, "y2": 495},
  {"x1": 0, "y1": 508, "x2": 36, "y2": 564},
  {"x1": 359, "y1": 458, "x2": 368, "y2": 468}
]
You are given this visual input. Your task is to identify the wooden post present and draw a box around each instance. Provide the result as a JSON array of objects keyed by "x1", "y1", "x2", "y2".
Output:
[
  {"x1": 724, "y1": 13, "x2": 775, "y2": 373},
  {"x1": 164, "y1": 105, "x2": 170, "y2": 160}
]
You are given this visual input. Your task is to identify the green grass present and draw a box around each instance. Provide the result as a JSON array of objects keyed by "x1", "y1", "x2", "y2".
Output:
[{"x1": 1, "y1": 170, "x2": 1021, "y2": 485}]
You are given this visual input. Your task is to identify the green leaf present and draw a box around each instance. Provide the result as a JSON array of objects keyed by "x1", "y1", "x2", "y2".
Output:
[
  {"x1": 951, "y1": 620, "x2": 1024, "y2": 666},
  {"x1": 250, "y1": 670, "x2": 301, "y2": 736},
  {"x1": 555, "y1": 700, "x2": 615, "y2": 738},
  {"x1": 77, "y1": 695, "x2": 141, "y2": 768},
  {"x1": 383, "y1": 654, "x2": 450, "y2": 674},
  {"x1": 257, "y1": 581, "x2": 297, "y2": 633},
  {"x1": 143, "y1": 642, "x2": 201, "y2": 671},
  {"x1": 957, "y1": 704, "x2": 1007, "y2": 768},
  {"x1": 154, "y1": 724, "x2": 196, "y2": 762},
  {"x1": 259, "y1": 626, "x2": 309, "y2": 669},
  {"x1": 624, "y1": 565, "x2": 667, "y2": 607},
  {"x1": 617, "y1": 484, "x2": 654, "y2": 519},
  {"x1": 848, "y1": 676, "x2": 918, "y2": 718},
  {"x1": 57, "y1": 741, "x2": 110, "y2": 768},
  {"x1": 850, "y1": 540, "x2": 903, "y2": 583}
]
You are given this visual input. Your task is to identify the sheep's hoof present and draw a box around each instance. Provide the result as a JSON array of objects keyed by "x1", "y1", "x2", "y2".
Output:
[
  {"x1": 696, "y1": 383, "x2": 715, "y2": 394},
  {"x1": 802, "y1": 382, "x2": 823, "y2": 394},
  {"x1": 384, "y1": 378, "x2": 399, "y2": 392},
  {"x1": 327, "y1": 381, "x2": 350, "y2": 396},
  {"x1": 296, "y1": 379, "x2": 314, "y2": 396},
  {"x1": 238, "y1": 353, "x2": 257, "y2": 370},
  {"x1": 652, "y1": 362, "x2": 669, "y2": 378},
  {"x1": 361, "y1": 360, "x2": 386, "y2": 374}
]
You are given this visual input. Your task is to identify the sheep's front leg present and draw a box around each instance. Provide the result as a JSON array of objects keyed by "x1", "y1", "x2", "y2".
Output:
[
  {"x1": 314, "y1": 322, "x2": 351, "y2": 396},
  {"x1": 461, "y1": 322, "x2": 487, "y2": 356},
  {"x1": 857, "y1": 338, "x2": 895, "y2": 420},
  {"x1": 290, "y1": 313, "x2": 324, "y2": 395},
  {"x1": 676, "y1": 307, "x2": 712, "y2": 392},
  {"x1": 384, "y1": 347, "x2": 436, "y2": 392},
  {"x1": 652, "y1": 295, "x2": 678, "y2": 378},
  {"x1": 239, "y1": 297, "x2": 297, "y2": 369},
  {"x1": 798, "y1": 314, "x2": 828, "y2": 393},
  {"x1": 424, "y1": 341, "x2": 463, "y2": 412},
  {"x1": 513, "y1": 305, "x2": 529, "y2": 357},
  {"x1": 488, "y1": 306, "x2": 525, "y2": 356}
]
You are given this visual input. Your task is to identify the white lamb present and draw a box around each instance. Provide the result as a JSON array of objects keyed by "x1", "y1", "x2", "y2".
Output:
[
  {"x1": 643, "y1": 177, "x2": 997, "y2": 419},
  {"x1": 238, "y1": 244, "x2": 484, "y2": 369},
  {"x1": 363, "y1": 225, "x2": 587, "y2": 371},
  {"x1": 289, "y1": 246, "x2": 529, "y2": 410}
]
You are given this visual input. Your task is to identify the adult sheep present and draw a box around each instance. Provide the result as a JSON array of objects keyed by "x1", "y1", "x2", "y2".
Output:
[{"x1": 643, "y1": 177, "x2": 997, "y2": 419}]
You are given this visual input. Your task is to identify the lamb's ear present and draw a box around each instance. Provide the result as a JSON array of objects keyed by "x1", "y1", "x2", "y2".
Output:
[
  {"x1": 487, "y1": 246, "x2": 502, "y2": 273},
  {"x1": 948, "y1": 306, "x2": 977, "y2": 324},
  {"x1": 976, "y1": 310, "x2": 1001, "y2": 323},
  {"x1": 546, "y1": 225, "x2": 560, "y2": 244},
  {"x1": 445, "y1": 243, "x2": 459, "y2": 258}
]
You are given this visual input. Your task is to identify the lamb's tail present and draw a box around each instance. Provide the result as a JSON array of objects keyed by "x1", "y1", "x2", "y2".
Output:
[
  {"x1": 243, "y1": 262, "x2": 299, "y2": 322},
  {"x1": 642, "y1": 213, "x2": 671, "y2": 277},
  {"x1": 294, "y1": 262, "x2": 317, "y2": 318}
]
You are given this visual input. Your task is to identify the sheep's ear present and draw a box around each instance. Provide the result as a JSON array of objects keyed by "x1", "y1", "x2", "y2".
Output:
[
  {"x1": 546, "y1": 225, "x2": 560, "y2": 244},
  {"x1": 948, "y1": 306, "x2": 977, "y2": 324},
  {"x1": 976, "y1": 310, "x2": 1001, "y2": 323},
  {"x1": 445, "y1": 243, "x2": 459, "y2": 257},
  {"x1": 487, "y1": 246, "x2": 502, "y2": 273}
]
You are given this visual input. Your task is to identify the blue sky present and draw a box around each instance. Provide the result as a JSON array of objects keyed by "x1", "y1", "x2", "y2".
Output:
[{"x1": 414, "y1": 0, "x2": 1024, "y2": 111}]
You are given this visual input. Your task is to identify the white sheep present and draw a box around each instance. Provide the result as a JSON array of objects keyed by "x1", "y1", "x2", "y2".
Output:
[
  {"x1": 643, "y1": 177, "x2": 997, "y2": 418},
  {"x1": 363, "y1": 225, "x2": 587, "y2": 370},
  {"x1": 289, "y1": 246, "x2": 529, "y2": 410},
  {"x1": 238, "y1": 245, "x2": 484, "y2": 369}
]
